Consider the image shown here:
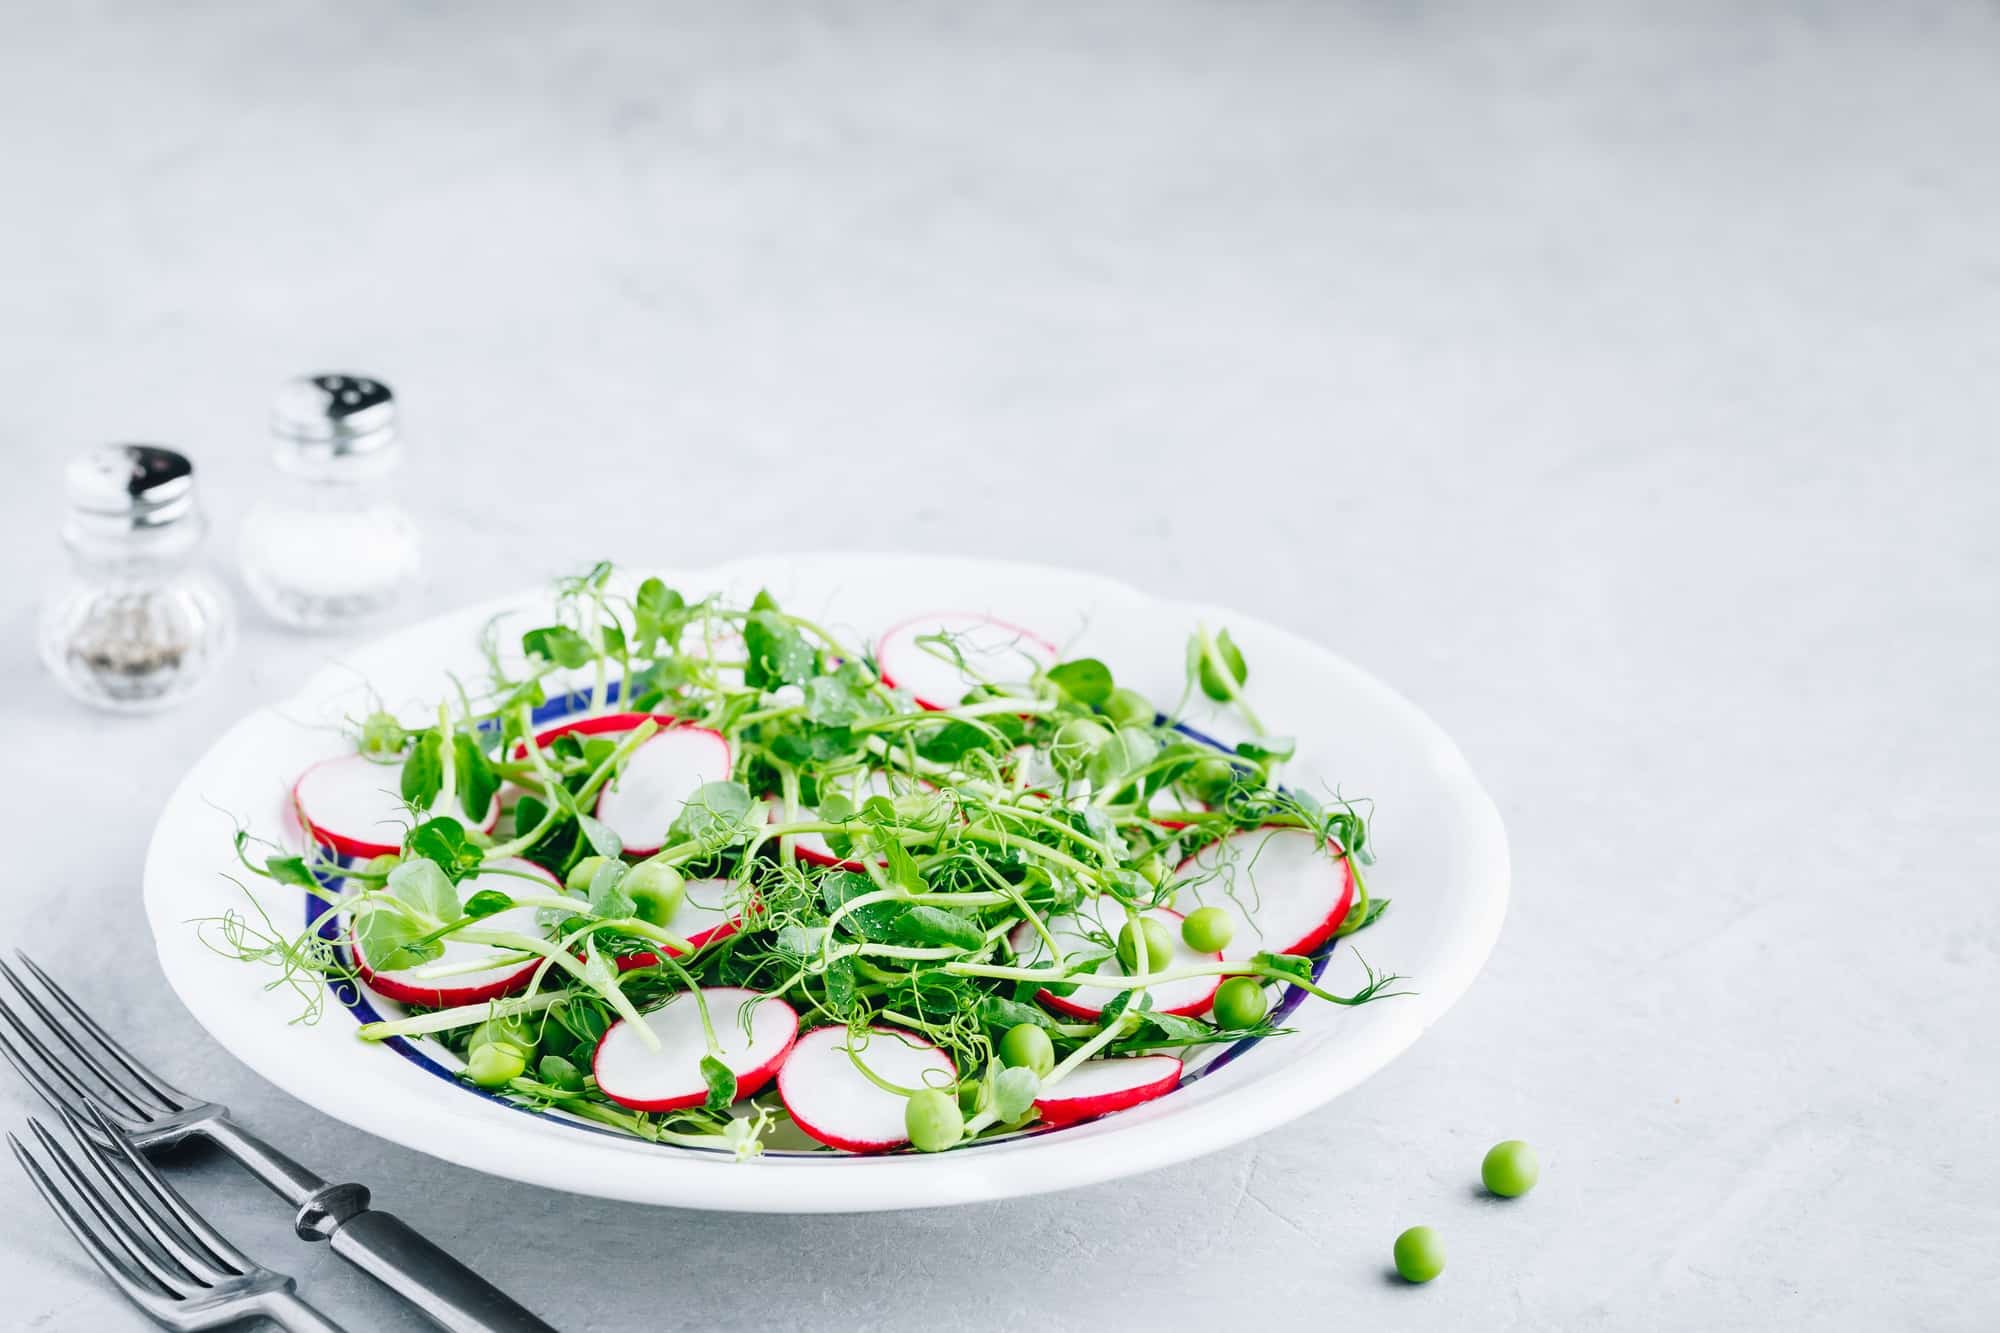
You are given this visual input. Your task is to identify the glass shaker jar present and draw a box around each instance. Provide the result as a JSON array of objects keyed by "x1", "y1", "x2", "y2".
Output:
[
  {"x1": 38, "y1": 445, "x2": 237, "y2": 713},
  {"x1": 239, "y1": 373, "x2": 421, "y2": 630}
]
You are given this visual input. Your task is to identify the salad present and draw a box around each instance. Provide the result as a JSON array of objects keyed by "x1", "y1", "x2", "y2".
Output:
[{"x1": 217, "y1": 564, "x2": 1401, "y2": 1157}]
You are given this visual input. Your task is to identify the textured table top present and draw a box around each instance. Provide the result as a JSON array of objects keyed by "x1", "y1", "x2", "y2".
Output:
[{"x1": 2, "y1": 3, "x2": 1996, "y2": 1329}]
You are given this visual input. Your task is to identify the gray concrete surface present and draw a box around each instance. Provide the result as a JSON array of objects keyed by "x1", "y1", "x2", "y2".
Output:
[{"x1": 2, "y1": 2, "x2": 1996, "y2": 1328}]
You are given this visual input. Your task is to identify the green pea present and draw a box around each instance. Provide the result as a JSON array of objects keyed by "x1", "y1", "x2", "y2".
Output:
[
  {"x1": 1393, "y1": 1226, "x2": 1445, "y2": 1283},
  {"x1": 1116, "y1": 918, "x2": 1175, "y2": 974},
  {"x1": 1180, "y1": 905, "x2": 1234, "y2": 953},
  {"x1": 464, "y1": 1041, "x2": 528, "y2": 1089},
  {"x1": 998, "y1": 1023, "x2": 1055, "y2": 1077},
  {"x1": 624, "y1": 861, "x2": 685, "y2": 926},
  {"x1": 566, "y1": 854, "x2": 617, "y2": 895},
  {"x1": 1182, "y1": 757, "x2": 1239, "y2": 804},
  {"x1": 1211, "y1": 976, "x2": 1267, "y2": 1028},
  {"x1": 1133, "y1": 852, "x2": 1168, "y2": 888},
  {"x1": 1050, "y1": 718, "x2": 1111, "y2": 778},
  {"x1": 1481, "y1": 1140, "x2": 1539, "y2": 1198},
  {"x1": 537, "y1": 1054, "x2": 585, "y2": 1093},
  {"x1": 1102, "y1": 687, "x2": 1156, "y2": 728},
  {"x1": 905, "y1": 1087, "x2": 966, "y2": 1152}
]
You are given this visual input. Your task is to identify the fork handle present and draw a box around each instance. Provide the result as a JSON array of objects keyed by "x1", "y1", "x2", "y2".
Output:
[{"x1": 299, "y1": 1184, "x2": 557, "y2": 1333}]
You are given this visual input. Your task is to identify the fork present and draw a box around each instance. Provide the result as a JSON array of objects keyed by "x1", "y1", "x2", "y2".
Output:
[
  {"x1": 11, "y1": 1099, "x2": 345, "y2": 1331},
  {"x1": 0, "y1": 953, "x2": 556, "y2": 1333}
]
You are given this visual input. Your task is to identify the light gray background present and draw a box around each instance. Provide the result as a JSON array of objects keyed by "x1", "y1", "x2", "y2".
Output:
[{"x1": 2, "y1": 2, "x2": 1995, "y2": 1329}]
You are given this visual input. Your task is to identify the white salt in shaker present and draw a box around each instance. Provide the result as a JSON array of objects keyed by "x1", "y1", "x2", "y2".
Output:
[
  {"x1": 38, "y1": 445, "x2": 237, "y2": 712},
  {"x1": 239, "y1": 372, "x2": 421, "y2": 630}
]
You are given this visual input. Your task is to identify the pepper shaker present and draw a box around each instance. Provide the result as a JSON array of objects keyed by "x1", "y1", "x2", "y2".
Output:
[
  {"x1": 239, "y1": 372, "x2": 421, "y2": 630},
  {"x1": 37, "y1": 445, "x2": 237, "y2": 712}
]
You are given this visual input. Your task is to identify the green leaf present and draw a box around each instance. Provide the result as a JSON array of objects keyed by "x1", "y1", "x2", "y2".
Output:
[
  {"x1": 883, "y1": 905, "x2": 985, "y2": 950},
  {"x1": 400, "y1": 732, "x2": 443, "y2": 809},
  {"x1": 994, "y1": 1066, "x2": 1040, "y2": 1121},
  {"x1": 822, "y1": 956, "x2": 859, "y2": 1012},
  {"x1": 407, "y1": 818, "x2": 482, "y2": 882},
  {"x1": 1197, "y1": 628, "x2": 1248, "y2": 702},
  {"x1": 768, "y1": 722, "x2": 860, "y2": 767},
  {"x1": 819, "y1": 872, "x2": 903, "y2": 939},
  {"x1": 575, "y1": 813, "x2": 623, "y2": 859},
  {"x1": 977, "y1": 995, "x2": 1059, "y2": 1034},
  {"x1": 452, "y1": 732, "x2": 499, "y2": 821},
  {"x1": 632, "y1": 578, "x2": 685, "y2": 655},
  {"x1": 600, "y1": 623, "x2": 627, "y2": 658},
  {"x1": 1134, "y1": 1009, "x2": 1212, "y2": 1043},
  {"x1": 352, "y1": 905, "x2": 441, "y2": 972},
  {"x1": 876, "y1": 837, "x2": 926, "y2": 895},
  {"x1": 667, "y1": 781, "x2": 756, "y2": 848},
  {"x1": 522, "y1": 625, "x2": 596, "y2": 670},
  {"x1": 463, "y1": 889, "x2": 515, "y2": 918},
  {"x1": 699, "y1": 1053, "x2": 738, "y2": 1114},
  {"x1": 264, "y1": 855, "x2": 317, "y2": 888},
  {"x1": 1046, "y1": 658, "x2": 1114, "y2": 708},
  {"x1": 802, "y1": 662, "x2": 879, "y2": 726},
  {"x1": 537, "y1": 1054, "x2": 586, "y2": 1093},
  {"x1": 743, "y1": 598, "x2": 815, "y2": 691},
  {"x1": 1234, "y1": 735, "x2": 1296, "y2": 765},
  {"x1": 1347, "y1": 896, "x2": 1390, "y2": 933},
  {"x1": 386, "y1": 857, "x2": 460, "y2": 923},
  {"x1": 916, "y1": 719, "x2": 1003, "y2": 764},
  {"x1": 585, "y1": 860, "x2": 636, "y2": 920}
]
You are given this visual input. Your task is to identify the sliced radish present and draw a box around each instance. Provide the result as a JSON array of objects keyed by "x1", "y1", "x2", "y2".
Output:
[
  {"x1": 612, "y1": 878, "x2": 744, "y2": 971},
  {"x1": 1033, "y1": 1056, "x2": 1183, "y2": 1127},
  {"x1": 592, "y1": 726, "x2": 733, "y2": 856},
  {"x1": 592, "y1": 987, "x2": 799, "y2": 1113},
  {"x1": 877, "y1": 612, "x2": 1059, "y2": 711},
  {"x1": 294, "y1": 752, "x2": 500, "y2": 861},
  {"x1": 1171, "y1": 826, "x2": 1357, "y2": 959},
  {"x1": 777, "y1": 1025, "x2": 958, "y2": 1153},
  {"x1": 350, "y1": 858, "x2": 557, "y2": 1006},
  {"x1": 521, "y1": 710, "x2": 680, "y2": 753},
  {"x1": 1009, "y1": 902, "x2": 1221, "y2": 1020}
]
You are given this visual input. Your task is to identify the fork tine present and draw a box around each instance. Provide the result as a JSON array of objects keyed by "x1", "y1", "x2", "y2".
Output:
[
  {"x1": 76, "y1": 1098, "x2": 254, "y2": 1277},
  {"x1": 9, "y1": 1132, "x2": 169, "y2": 1313},
  {"x1": 0, "y1": 1002, "x2": 154, "y2": 1122},
  {"x1": 24, "y1": 1117, "x2": 196, "y2": 1299},
  {"x1": 53, "y1": 1101, "x2": 235, "y2": 1284},
  {"x1": 7, "y1": 954, "x2": 190, "y2": 1109}
]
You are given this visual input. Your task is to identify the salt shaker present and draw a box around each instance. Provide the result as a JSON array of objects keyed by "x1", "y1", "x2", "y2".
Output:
[
  {"x1": 38, "y1": 445, "x2": 237, "y2": 713},
  {"x1": 239, "y1": 372, "x2": 421, "y2": 629}
]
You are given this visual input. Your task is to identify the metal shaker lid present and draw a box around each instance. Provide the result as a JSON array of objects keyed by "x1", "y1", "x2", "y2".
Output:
[
  {"x1": 63, "y1": 444, "x2": 199, "y2": 532},
  {"x1": 271, "y1": 373, "x2": 398, "y2": 460}
]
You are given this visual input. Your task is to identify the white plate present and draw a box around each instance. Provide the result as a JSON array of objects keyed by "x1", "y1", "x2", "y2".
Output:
[{"x1": 142, "y1": 554, "x2": 1508, "y2": 1212}]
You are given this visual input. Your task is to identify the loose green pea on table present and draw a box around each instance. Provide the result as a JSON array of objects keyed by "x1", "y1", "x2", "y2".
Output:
[
  {"x1": 1482, "y1": 1139, "x2": 1539, "y2": 1197},
  {"x1": 1393, "y1": 1226, "x2": 1445, "y2": 1283}
]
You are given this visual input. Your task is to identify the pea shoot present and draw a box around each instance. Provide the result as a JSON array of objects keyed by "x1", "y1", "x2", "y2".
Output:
[{"x1": 210, "y1": 562, "x2": 1406, "y2": 1157}]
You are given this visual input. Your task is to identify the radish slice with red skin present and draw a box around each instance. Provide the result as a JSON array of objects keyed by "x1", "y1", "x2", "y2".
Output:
[
  {"x1": 592, "y1": 987, "x2": 799, "y2": 1113},
  {"x1": 516, "y1": 711, "x2": 681, "y2": 755},
  {"x1": 876, "y1": 612, "x2": 1059, "y2": 711},
  {"x1": 294, "y1": 753, "x2": 500, "y2": 861},
  {"x1": 1008, "y1": 903, "x2": 1221, "y2": 1020},
  {"x1": 1171, "y1": 826, "x2": 1357, "y2": 960},
  {"x1": 777, "y1": 1025, "x2": 958, "y2": 1153},
  {"x1": 349, "y1": 858, "x2": 557, "y2": 1006},
  {"x1": 1033, "y1": 1056, "x2": 1183, "y2": 1127},
  {"x1": 611, "y1": 878, "x2": 744, "y2": 971},
  {"x1": 592, "y1": 726, "x2": 733, "y2": 856}
]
